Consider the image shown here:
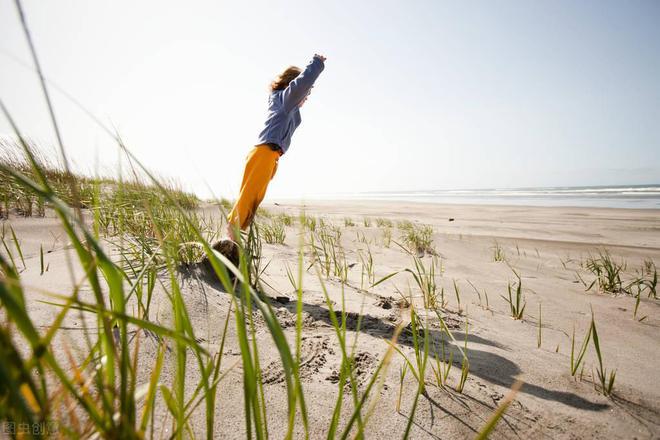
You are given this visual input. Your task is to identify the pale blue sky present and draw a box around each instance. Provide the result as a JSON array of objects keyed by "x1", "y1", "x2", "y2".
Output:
[{"x1": 1, "y1": 0, "x2": 659, "y2": 199}]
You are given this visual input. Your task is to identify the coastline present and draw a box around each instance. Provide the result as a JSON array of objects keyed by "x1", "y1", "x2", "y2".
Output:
[{"x1": 269, "y1": 184, "x2": 660, "y2": 210}]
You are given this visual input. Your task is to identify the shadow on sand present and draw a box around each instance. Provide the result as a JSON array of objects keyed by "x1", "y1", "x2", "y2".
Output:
[{"x1": 183, "y1": 265, "x2": 609, "y2": 413}]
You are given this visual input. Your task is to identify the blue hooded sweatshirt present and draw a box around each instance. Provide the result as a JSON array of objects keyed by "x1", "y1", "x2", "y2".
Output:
[{"x1": 256, "y1": 56, "x2": 325, "y2": 154}]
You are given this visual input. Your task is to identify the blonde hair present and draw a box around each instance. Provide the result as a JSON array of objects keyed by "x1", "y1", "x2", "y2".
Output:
[{"x1": 270, "y1": 66, "x2": 302, "y2": 91}]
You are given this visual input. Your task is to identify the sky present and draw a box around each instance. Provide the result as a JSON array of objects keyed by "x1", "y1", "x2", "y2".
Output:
[{"x1": 1, "y1": 0, "x2": 659, "y2": 199}]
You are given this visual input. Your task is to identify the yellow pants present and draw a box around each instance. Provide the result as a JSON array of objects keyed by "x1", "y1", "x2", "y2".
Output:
[{"x1": 228, "y1": 145, "x2": 281, "y2": 230}]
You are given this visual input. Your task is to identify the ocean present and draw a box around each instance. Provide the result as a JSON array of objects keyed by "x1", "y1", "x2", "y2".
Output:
[{"x1": 315, "y1": 185, "x2": 660, "y2": 209}]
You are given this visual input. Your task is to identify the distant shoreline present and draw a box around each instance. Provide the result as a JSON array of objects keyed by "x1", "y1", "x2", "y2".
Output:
[
  {"x1": 267, "y1": 198, "x2": 660, "y2": 212},
  {"x1": 270, "y1": 184, "x2": 660, "y2": 210}
]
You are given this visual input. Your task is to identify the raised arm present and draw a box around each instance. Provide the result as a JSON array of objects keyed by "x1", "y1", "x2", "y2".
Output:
[{"x1": 281, "y1": 55, "x2": 326, "y2": 112}]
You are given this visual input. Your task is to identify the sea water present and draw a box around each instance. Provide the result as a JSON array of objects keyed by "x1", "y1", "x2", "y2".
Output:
[{"x1": 321, "y1": 185, "x2": 660, "y2": 209}]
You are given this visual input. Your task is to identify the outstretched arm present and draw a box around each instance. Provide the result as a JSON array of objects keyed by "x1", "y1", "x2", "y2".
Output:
[{"x1": 281, "y1": 54, "x2": 326, "y2": 112}]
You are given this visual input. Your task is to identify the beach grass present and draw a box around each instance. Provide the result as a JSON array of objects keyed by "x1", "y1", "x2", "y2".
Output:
[
  {"x1": 492, "y1": 241, "x2": 506, "y2": 262},
  {"x1": 570, "y1": 322, "x2": 592, "y2": 377},
  {"x1": 260, "y1": 217, "x2": 286, "y2": 244},
  {"x1": 380, "y1": 226, "x2": 392, "y2": 248},
  {"x1": 590, "y1": 311, "x2": 616, "y2": 396},
  {"x1": 376, "y1": 218, "x2": 392, "y2": 228},
  {"x1": 501, "y1": 267, "x2": 526, "y2": 320},
  {"x1": 398, "y1": 222, "x2": 434, "y2": 256},
  {"x1": 584, "y1": 251, "x2": 626, "y2": 294}
]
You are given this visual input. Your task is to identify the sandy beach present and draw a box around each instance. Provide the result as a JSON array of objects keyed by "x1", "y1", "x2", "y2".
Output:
[
  {"x1": 2, "y1": 1, "x2": 659, "y2": 437},
  {"x1": 4, "y1": 199, "x2": 659, "y2": 439}
]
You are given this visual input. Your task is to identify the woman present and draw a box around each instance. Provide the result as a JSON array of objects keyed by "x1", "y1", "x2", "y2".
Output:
[{"x1": 226, "y1": 53, "x2": 326, "y2": 241}]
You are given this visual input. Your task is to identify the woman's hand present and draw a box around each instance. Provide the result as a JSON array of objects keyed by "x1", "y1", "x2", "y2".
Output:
[{"x1": 314, "y1": 53, "x2": 327, "y2": 62}]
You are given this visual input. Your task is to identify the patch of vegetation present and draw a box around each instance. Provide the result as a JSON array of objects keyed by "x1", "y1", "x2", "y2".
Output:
[
  {"x1": 501, "y1": 267, "x2": 526, "y2": 320},
  {"x1": 376, "y1": 217, "x2": 393, "y2": 228},
  {"x1": 277, "y1": 212, "x2": 295, "y2": 226},
  {"x1": 260, "y1": 218, "x2": 287, "y2": 244},
  {"x1": 308, "y1": 223, "x2": 348, "y2": 282},
  {"x1": 398, "y1": 221, "x2": 435, "y2": 256},
  {"x1": 583, "y1": 251, "x2": 626, "y2": 294},
  {"x1": 381, "y1": 226, "x2": 392, "y2": 248},
  {"x1": 492, "y1": 241, "x2": 506, "y2": 262}
]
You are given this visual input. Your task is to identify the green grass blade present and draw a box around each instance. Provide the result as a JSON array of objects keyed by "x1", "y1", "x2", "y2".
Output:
[{"x1": 474, "y1": 381, "x2": 523, "y2": 440}]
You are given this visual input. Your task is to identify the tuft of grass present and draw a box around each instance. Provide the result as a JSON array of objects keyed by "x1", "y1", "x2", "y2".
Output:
[
  {"x1": 407, "y1": 255, "x2": 440, "y2": 309},
  {"x1": 376, "y1": 217, "x2": 393, "y2": 228},
  {"x1": 570, "y1": 322, "x2": 592, "y2": 377},
  {"x1": 362, "y1": 217, "x2": 371, "y2": 227},
  {"x1": 372, "y1": 252, "x2": 446, "y2": 309},
  {"x1": 244, "y1": 222, "x2": 270, "y2": 290},
  {"x1": 276, "y1": 212, "x2": 295, "y2": 226},
  {"x1": 399, "y1": 222, "x2": 434, "y2": 256},
  {"x1": 640, "y1": 260, "x2": 657, "y2": 299},
  {"x1": 590, "y1": 310, "x2": 616, "y2": 396},
  {"x1": 103, "y1": 190, "x2": 217, "y2": 269},
  {"x1": 301, "y1": 212, "x2": 317, "y2": 232},
  {"x1": 583, "y1": 250, "x2": 626, "y2": 294},
  {"x1": 431, "y1": 335, "x2": 453, "y2": 388},
  {"x1": 355, "y1": 230, "x2": 369, "y2": 244},
  {"x1": 344, "y1": 217, "x2": 355, "y2": 227},
  {"x1": 453, "y1": 279, "x2": 462, "y2": 314},
  {"x1": 256, "y1": 206, "x2": 272, "y2": 218},
  {"x1": 308, "y1": 223, "x2": 348, "y2": 283},
  {"x1": 456, "y1": 319, "x2": 470, "y2": 394},
  {"x1": 581, "y1": 255, "x2": 657, "y2": 299},
  {"x1": 467, "y1": 279, "x2": 489, "y2": 311},
  {"x1": 388, "y1": 302, "x2": 430, "y2": 438},
  {"x1": 358, "y1": 244, "x2": 376, "y2": 290},
  {"x1": 381, "y1": 227, "x2": 392, "y2": 248},
  {"x1": 501, "y1": 267, "x2": 526, "y2": 320},
  {"x1": 1, "y1": 138, "x2": 200, "y2": 221},
  {"x1": 261, "y1": 218, "x2": 286, "y2": 244},
  {"x1": 492, "y1": 241, "x2": 506, "y2": 262},
  {"x1": 632, "y1": 284, "x2": 648, "y2": 322}
]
